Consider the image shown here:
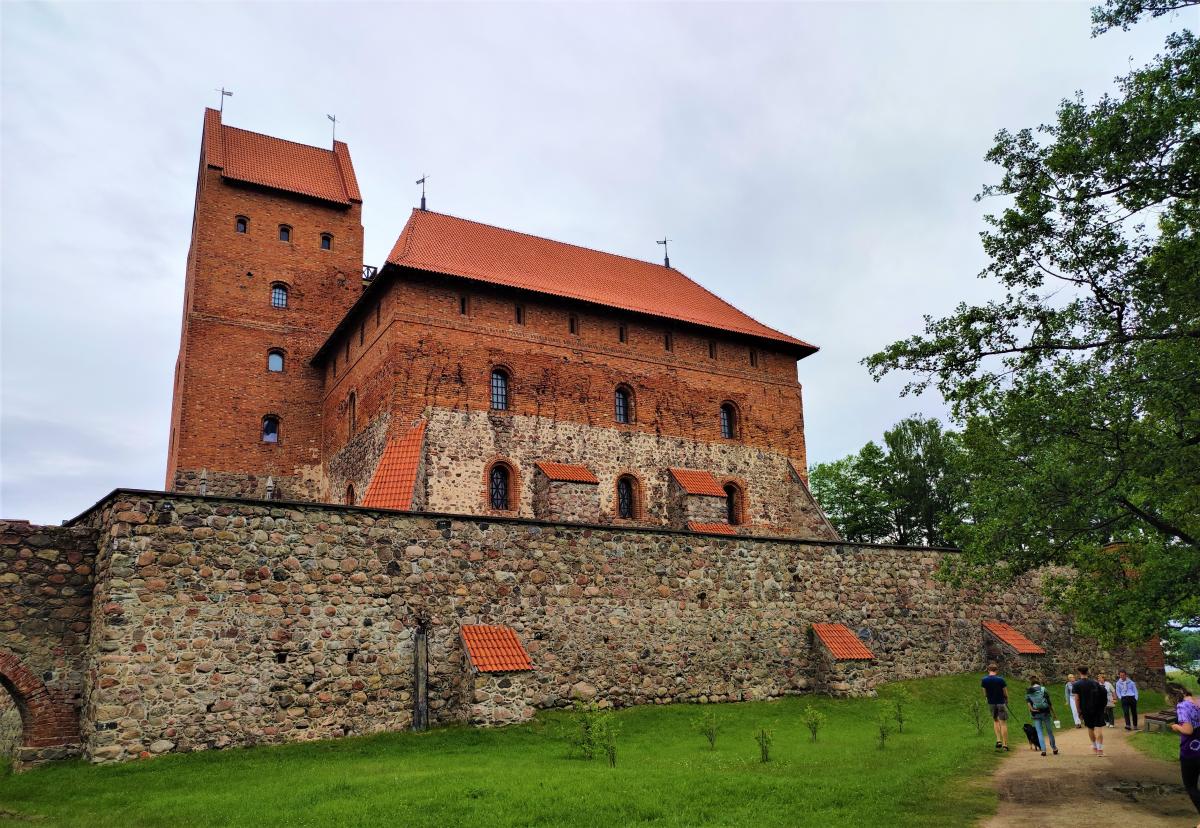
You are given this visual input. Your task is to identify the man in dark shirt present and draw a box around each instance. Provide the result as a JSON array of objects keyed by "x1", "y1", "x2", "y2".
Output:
[
  {"x1": 1073, "y1": 665, "x2": 1107, "y2": 756},
  {"x1": 981, "y1": 662, "x2": 1009, "y2": 751}
]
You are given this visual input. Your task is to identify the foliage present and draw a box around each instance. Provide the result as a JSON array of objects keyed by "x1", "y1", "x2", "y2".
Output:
[
  {"x1": 567, "y1": 700, "x2": 614, "y2": 761},
  {"x1": 967, "y1": 697, "x2": 985, "y2": 736},
  {"x1": 865, "y1": 10, "x2": 1200, "y2": 644},
  {"x1": 1091, "y1": 0, "x2": 1198, "y2": 33},
  {"x1": 809, "y1": 416, "x2": 968, "y2": 545},
  {"x1": 887, "y1": 687, "x2": 914, "y2": 734},
  {"x1": 693, "y1": 709, "x2": 719, "y2": 750},
  {"x1": 754, "y1": 727, "x2": 773, "y2": 763},
  {"x1": 876, "y1": 711, "x2": 893, "y2": 750},
  {"x1": 1164, "y1": 627, "x2": 1200, "y2": 681},
  {"x1": 800, "y1": 705, "x2": 827, "y2": 742}
]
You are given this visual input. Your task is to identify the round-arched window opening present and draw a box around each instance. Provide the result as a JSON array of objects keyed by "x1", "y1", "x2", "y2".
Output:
[
  {"x1": 321, "y1": 233, "x2": 333, "y2": 251},
  {"x1": 617, "y1": 475, "x2": 638, "y2": 520},
  {"x1": 490, "y1": 369, "x2": 510, "y2": 411},
  {"x1": 271, "y1": 283, "x2": 288, "y2": 309},
  {"x1": 278, "y1": 225, "x2": 292, "y2": 243},
  {"x1": 345, "y1": 483, "x2": 355, "y2": 505},
  {"x1": 724, "y1": 483, "x2": 742, "y2": 525},
  {"x1": 614, "y1": 385, "x2": 634, "y2": 424},
  {"x1": 720, "y1": 402, "x2": 738, "y2": 439},
  {"x1": 262, "y1": 415, "x2": 280, "y2": 444},
  {"x1": 235, "y1": 216, "x2": 248, "y2": 234},
  {"x1": 267, "y1": 350, "x2": 284, "y2": 372},
  {"x1": 489, "y1": 463, "x2": 512, "y2": 510}
]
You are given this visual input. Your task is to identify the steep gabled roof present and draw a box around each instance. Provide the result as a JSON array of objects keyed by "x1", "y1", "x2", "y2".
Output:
[
  {"x1": 361, "y1": 421, "x2": 426, "y2": 510},
  {"x1": 202, "y1": 108, "x2": 361, "y2": 206},
  {"x1": 386, "y1": 209, "x2": 817, "y2": 354}
]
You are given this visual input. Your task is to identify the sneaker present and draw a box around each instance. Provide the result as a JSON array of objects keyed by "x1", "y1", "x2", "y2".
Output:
[
  {"x1": 1002, "y1": 745, "x2": 1009, "y2": 751},
  {"x1": 996, "y1": 741, "x2": 1002, "y2": 749},
  {"x1": 1053, "y1": 749, "x2": 1059, "y2": 755},
  {"x1": 1041, "y1": 751, "x2": 1047, "y2": 756}
]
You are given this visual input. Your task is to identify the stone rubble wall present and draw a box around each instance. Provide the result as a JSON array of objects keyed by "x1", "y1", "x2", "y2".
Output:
[
  {"x1": 532, "y1": 477, "x2": 600, "y2": 523},
  {"x1": 467, "y1": 672, "x2": 537, "y2": 727},
  {"x1": 69, "y1": 491, "x2": 1154, "y2": 764}
]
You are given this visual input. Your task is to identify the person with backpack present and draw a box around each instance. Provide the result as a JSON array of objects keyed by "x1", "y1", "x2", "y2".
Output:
[
  {"x1": 1167, "y1": 682, "x2": 1200, "y2": 827},
  {"x1": 1073, "y1": 666, "x2": 1107, "y2": 757},
  {"x1": 1025, "y1": 675, "x2": 1058, "y2": 756}
]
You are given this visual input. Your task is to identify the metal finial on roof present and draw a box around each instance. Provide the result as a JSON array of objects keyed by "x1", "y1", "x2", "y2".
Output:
[
  {"x1": 326, "y1": 114, "x2": 337, "y2": 147},
  {"x1": 416, "y1": 174, "x2": 429, "y2": 211},
  {"x1": 214, "y1": 87, "x2": 232, "y2": 115},
  {"x1": 657, "y1": 237, "x2": 671, "y2": 268}
]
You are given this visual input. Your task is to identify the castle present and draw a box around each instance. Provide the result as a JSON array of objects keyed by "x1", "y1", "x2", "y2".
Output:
[{"x1": 0, "y1": 111, "x2": 1162, "y2": 767}]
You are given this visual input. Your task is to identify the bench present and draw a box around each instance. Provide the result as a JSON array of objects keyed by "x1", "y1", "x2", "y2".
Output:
[{"x1": 1143, "y1": 709, "x2": 1176, "y2": 733}]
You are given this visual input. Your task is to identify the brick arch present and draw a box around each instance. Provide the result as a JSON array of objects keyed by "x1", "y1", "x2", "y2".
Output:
[
  {"x1": 612, "y1": 469, "x2": 647, "y2": 522},
  {"x1": 719, "y1": 476, "x2": 750, "y2": 526},
  {"x1": 0, "y1": 649, "x2": 79, "y2": 752}
]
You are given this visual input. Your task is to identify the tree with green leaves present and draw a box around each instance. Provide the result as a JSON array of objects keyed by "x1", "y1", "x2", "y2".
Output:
[{"x1": 865, "y1": 4, "x2": 1199, "y2": 644}]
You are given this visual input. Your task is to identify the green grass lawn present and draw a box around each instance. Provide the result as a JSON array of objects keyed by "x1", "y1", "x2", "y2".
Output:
[
  {"x1": 1127, "y1": 670, "x2": 1194, "y2": 763},
  {"x1": 0, "y1": 673, "x2": 1096, "y2": 827}
]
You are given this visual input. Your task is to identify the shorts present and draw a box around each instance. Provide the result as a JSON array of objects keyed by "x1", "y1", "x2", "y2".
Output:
[
  {"x1": 990, "y1": 703, "x2": 1009, "y2": 721},
  {"x1": 1082, "y1": 710, "x2": 1107, "y2": 729}
]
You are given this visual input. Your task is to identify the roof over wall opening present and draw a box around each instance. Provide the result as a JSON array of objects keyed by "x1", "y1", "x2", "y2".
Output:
[
  {"x1": 669, "y1": 468, "x2": 726, "y2": 497},
  {"x1": 812, "y1": 623, "x2": 875, "y2": 660},
  {"x1": 534, "y1": 461, "x2": 599, "y2": 484},
  {"x1": 461, "y1": 625, "x2": 534, "y2": 673},
  {"x1": 982, "y1": 621, "x2": 1046, "y2": 655},
  {"x1": 202, "y1": 108, "x2": 361, "y2": 206},
  {"x1": 688, "y1": 521, "x2": 736, "y2": 535},
  {"x1": 361, "y1": 421, "x2": 426, "y2": 510},
  {"x1": 385, "y1": 209, "x2": 817, "y2": 356}
]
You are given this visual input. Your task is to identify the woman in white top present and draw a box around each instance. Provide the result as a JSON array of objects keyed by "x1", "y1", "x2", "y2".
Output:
[{"x1": 1066, "y1": 673, "x2": 1082, "y2": 728}]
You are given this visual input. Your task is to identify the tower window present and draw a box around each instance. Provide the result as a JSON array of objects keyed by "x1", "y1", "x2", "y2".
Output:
[
  {"x1": 614, "y1": 385, "x2": 633, "y2": 424},
  {"x1": 617, "y1": 475, "x2": 638, "y2": 520},
  {"x1": 749, "y1": 349, "x2": 758, "y2": 368},
  {"x1": 618, "y1": 323, "x2": 627, "y2": 344},
  {"x1": 271, "y1": 283, "x2": 288, "y2": 309},
  {"x1": 664, "y1": 331, "x2": 674, "y2": 352},
  {"x1": 235, "y1": 216, "x2": 248, "y2": 234},
  {"x1": 267, "y1": 350, "x2": 284, "y2": 372},
  {"x1": 345, "y1": 483, "x2": 355, "y2": 505},
  {"x1": 708, "y1": 340, "x2": 717, "y2": 359},
  {"x1": 491, "y1": 369, "x2": 509, "y2": 411},
  {"x1": 515, "y1": 304, "x2": 525, "y2": 325},
  {"x1": 489, "y1": 463, "x2": 512, "y2": 510},
  {"x1": 724, "y1": 483, "x2": 743, "y2": 526},
  {"x1": 279, "y1": 225, "x2": 292, "y2": 243},
  {"x1": 720, "y1": 402, "x2": 738, "y2": 439},
  {"x1": 321, "y1": 233, "x2": 333, "y2": 250},
  {"x1": 569, "y1": 314, "x2": 579, "y2": 335},
  {"x1": 262, "y1": 415, "x2": 280, "y2": 443},
  {"x1": 459, "y1": 295, "x2": 469, "y2": 316},
  {"x1": 348, "y1": 392, "x2": 357, "y2": 436}
]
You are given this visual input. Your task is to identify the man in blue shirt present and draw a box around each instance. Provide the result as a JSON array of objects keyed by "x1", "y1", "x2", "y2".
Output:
[
  {"x1": 1116, "y1": 670, "x2": 1139, "y2": 730},
  {"x1": 982, "y1": 662, "x2": 1009, "y2": 751}
]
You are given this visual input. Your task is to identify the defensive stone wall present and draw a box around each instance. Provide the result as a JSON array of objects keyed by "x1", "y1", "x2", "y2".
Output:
[{"x1": 63, "y1": 490, "x2": 1155, "y2": 764}]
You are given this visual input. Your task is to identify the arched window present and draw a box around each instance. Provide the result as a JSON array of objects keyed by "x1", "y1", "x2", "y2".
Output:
[
  {"x1": 489, "y1": 463, "x2": 511, "y2": 510},
  {"x1": 271, "y1": 283, "x2": 288, "y2": 309},
  {"x1": 616, "y1": 475, "x2": 638, "y2": 520},
  {"x1": 724, "y1": 483, "x2": 742, "y2": 525},
  {"x1": 720, "y1": 402, "x2": 738, "y2": 439},
  {"x1": 235, "y1": 216, "x2": 248, "y2": 234},
  {"x1": 614, "y1": 385, "x2": 633, "y2": 424},
  {"x1": 279, "y1": 225, "x2": 292, "y2": 243},
  {"x1": 267, "y1": 350, "x2": 284, "y2": 372},
  {"x1": 345, "y1": 483, "x2": 355, "y2": 505},
  {"x1": 321, "y1": 233, "x2": 333, "y2": 250},
  {"x1": 569, "y1": 314, "x2": 579, "y2": 335},
  {"x1": 262, "y1": 415, "x2": 280, "y2": 443},
  {"x1": 347, "y1": 392, "x2": 357, "y2": 436},
  {"x1": 490, "y1": 368, "x2": 509, "y2": 411}
]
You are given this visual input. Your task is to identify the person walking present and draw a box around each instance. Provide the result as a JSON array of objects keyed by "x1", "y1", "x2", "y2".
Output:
[
  {"x1": 1116, "y1": 669, "x2": 1139, "y2": 730},
  {"x1": 1099, "y1": 672, "x2": 1117, "y2": 727},
  {"x1": 1066, "y1": 673, "x2": 1082, "y2": 728},
  {"x1": 1025, "y1": 675, "x2": 1058, "y2": 756},
  {"x1": 1167, "y1": 682, "x2": 1200, "y2": 828},
  {"x1": 1073, "y1": 666, "x2": 1107, "y2": 756},
  {"x1": 981, "y1": 662, "x2": 1009, "y2": 751}
]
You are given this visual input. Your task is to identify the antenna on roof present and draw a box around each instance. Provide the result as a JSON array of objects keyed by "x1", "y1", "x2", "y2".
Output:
[
  {"x1": 657, "y1": 237, "x2": 671, "y2": 268},
  {"x1": 214, "y1": 87, "x2": 233, "y2": 115},
  {"x1": 326, "y1": 114, "x2": 338, "y2": 147},
  {"x1": 416, "y1": 174, "x2": 429, "y2": 211}
]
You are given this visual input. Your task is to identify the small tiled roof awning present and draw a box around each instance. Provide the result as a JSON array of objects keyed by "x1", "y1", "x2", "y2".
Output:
[
  {"x1": 461, "y1": 625, "x2": 534, "y2": 673},
  {"x1": 812, "y1": 623, "x2": 875, "y2": 661},
  {"x1": 669, "y1": 468, "x2": 726, "y2": 497},
  {"x1": 534, "y1": 461, "x2": 599, "y2": 484},
  {"x1": 361, "y1": 420, "x2": 427, "y2": 510},
  {"x1": 688, "y1": 521, "x2": 736, "y2": 535},
  {"x1": 982, "y1": 621, "x2": 1046, "y2": 655}
]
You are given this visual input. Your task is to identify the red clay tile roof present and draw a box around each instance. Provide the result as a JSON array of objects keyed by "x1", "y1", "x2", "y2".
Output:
[
  {"x1": 202, "y1": 108, "x2": 361, "y2": 205},
  {"x1": 812, "y1": 623, "x2": 875, "y2": 660},
  {"x1": 361, "y1": 421, "x2": 426, "y2": 510},
  {"x1": 386, "y1": 210, "x2": 817, "y2": 354},
  {"x1": 461, "y1": 625, "x2": 533, "y2": 673},
  {"x1": 688, "y1": 521, "x2": 737, "y2": 535},
  {"x1": 669, "y1": 468, "x2": 727, "y2": 498},
  {"x1": 534, "y1": 461, "x2": 599, "y2": 484},
  {"x1": 982, "y1": 621, "x2": 1046, "y2": 655}
]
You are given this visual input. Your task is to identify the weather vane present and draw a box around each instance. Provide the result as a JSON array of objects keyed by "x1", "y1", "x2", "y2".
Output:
[
  {"x1": 326, "y1": 114, "x2": 337, "y2": 146},
  {"x1": 416, "y1": 174, "x2": 429, "y2": 211},
  {"x1": 214, "y1": 87, "x2": 232, "y2": 114},
  {"x1": 657, "y1": 237, "x2": 671, "y2": 268}
]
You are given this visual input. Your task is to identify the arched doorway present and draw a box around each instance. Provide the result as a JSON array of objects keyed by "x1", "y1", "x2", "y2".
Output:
[{"x1": 0, "y1": 649, "x2": 80, "y2": 766}]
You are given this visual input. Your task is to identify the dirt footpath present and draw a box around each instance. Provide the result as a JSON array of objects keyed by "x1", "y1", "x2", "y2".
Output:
[{"x1": 982, "y1": 723, "x2": 1195, "y2": 827}]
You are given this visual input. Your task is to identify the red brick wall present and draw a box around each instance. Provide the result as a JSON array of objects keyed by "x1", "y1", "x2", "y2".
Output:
[{"x1": 167, "y1": 155, "x2": 364, "y2": 498}]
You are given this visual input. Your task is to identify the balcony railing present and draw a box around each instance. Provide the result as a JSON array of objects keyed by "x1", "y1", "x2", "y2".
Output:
[{"x1": 362, "y1": 264, "x2": 378, "y2": 281}]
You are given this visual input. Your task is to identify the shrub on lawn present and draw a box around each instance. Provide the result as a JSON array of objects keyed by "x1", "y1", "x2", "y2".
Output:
[
  {"x1": 693, "y1": 709, "x2": 719, "y2": 750},
  {"x1": 567, "y1": 700, "x2": 616, "y2": 761},
  {"x1": 800, "y1": 705, "x2": 827, "y2": 742},
  {"x1": 755, "y1": 727, "x2": 773, "y2": 763},
  {"x1": 876, "y1": 711, "x2": 893, "y2": 750},
  {"x1": 887, "y1": 687, "x2": 912, "y2": 733},
  {"x1": 967, "y1": 697, "x2": 984, "y2": 735}
]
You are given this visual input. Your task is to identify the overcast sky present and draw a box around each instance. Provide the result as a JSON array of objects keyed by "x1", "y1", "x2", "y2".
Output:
[{"x1": 0, "y1": 2, "x2": 1184, "y2": 524}]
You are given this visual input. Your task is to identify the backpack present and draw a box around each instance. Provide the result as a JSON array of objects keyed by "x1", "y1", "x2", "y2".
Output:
[{"x1": 1027, "y1": 685, "x2": 1051, "y2": 714}]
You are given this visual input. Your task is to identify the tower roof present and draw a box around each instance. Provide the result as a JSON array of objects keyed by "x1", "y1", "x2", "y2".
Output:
[
  {"x1": 202, "y1": 108, "x2": 361, "y2": 206},
  {"x1": 386, "y1": 209, "x2": 817, "y2": 355}
]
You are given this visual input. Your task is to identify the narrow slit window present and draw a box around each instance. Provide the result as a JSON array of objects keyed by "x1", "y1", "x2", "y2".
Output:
[
  {"x1": 459, "y1": 295, "x2": 469, "y2": 316},
  {"x1": 515, "y1": 305, "x2": 525, "y2": 325},
  {"x1": 345, "y1": 483, "x2": 355, "y2": 505},
  {"x1": 664, "y1": 331, "x2": 673, "y2": 352},
  {"x1": 618, "y1": 323, "x2": 628, "y2": 344},
  {"x1": 359, "y1": 322, "x2": 364, "y2": 345},
  {"x1": 749, "y1": 349, "x2": 758, "y2": 368},
  {"x1": 708, "y1": 340, "x2": 717, "y2": 359},
  {"x1": 724, "y1": 483, "x2": 741, "y2": 525},
  {"x1": 348, "y1": 392, "x2": 357, "y2": 436},
  {"x1": 569, "y1": 314, "x2": 579, "y2": 335}
]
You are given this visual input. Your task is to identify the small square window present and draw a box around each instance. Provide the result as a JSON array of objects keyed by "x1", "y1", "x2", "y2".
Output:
[
  {"x1": 279, "y1": 225, "x2": 291, "y2": 243},
  {"x1": 321, "y1": 234, "x2": 333, "y2": 250}
]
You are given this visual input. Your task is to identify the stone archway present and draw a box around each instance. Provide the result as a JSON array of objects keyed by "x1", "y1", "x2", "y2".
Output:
[{"x1": 0, "y1": 649, "x2": 80, "y2": 766}]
